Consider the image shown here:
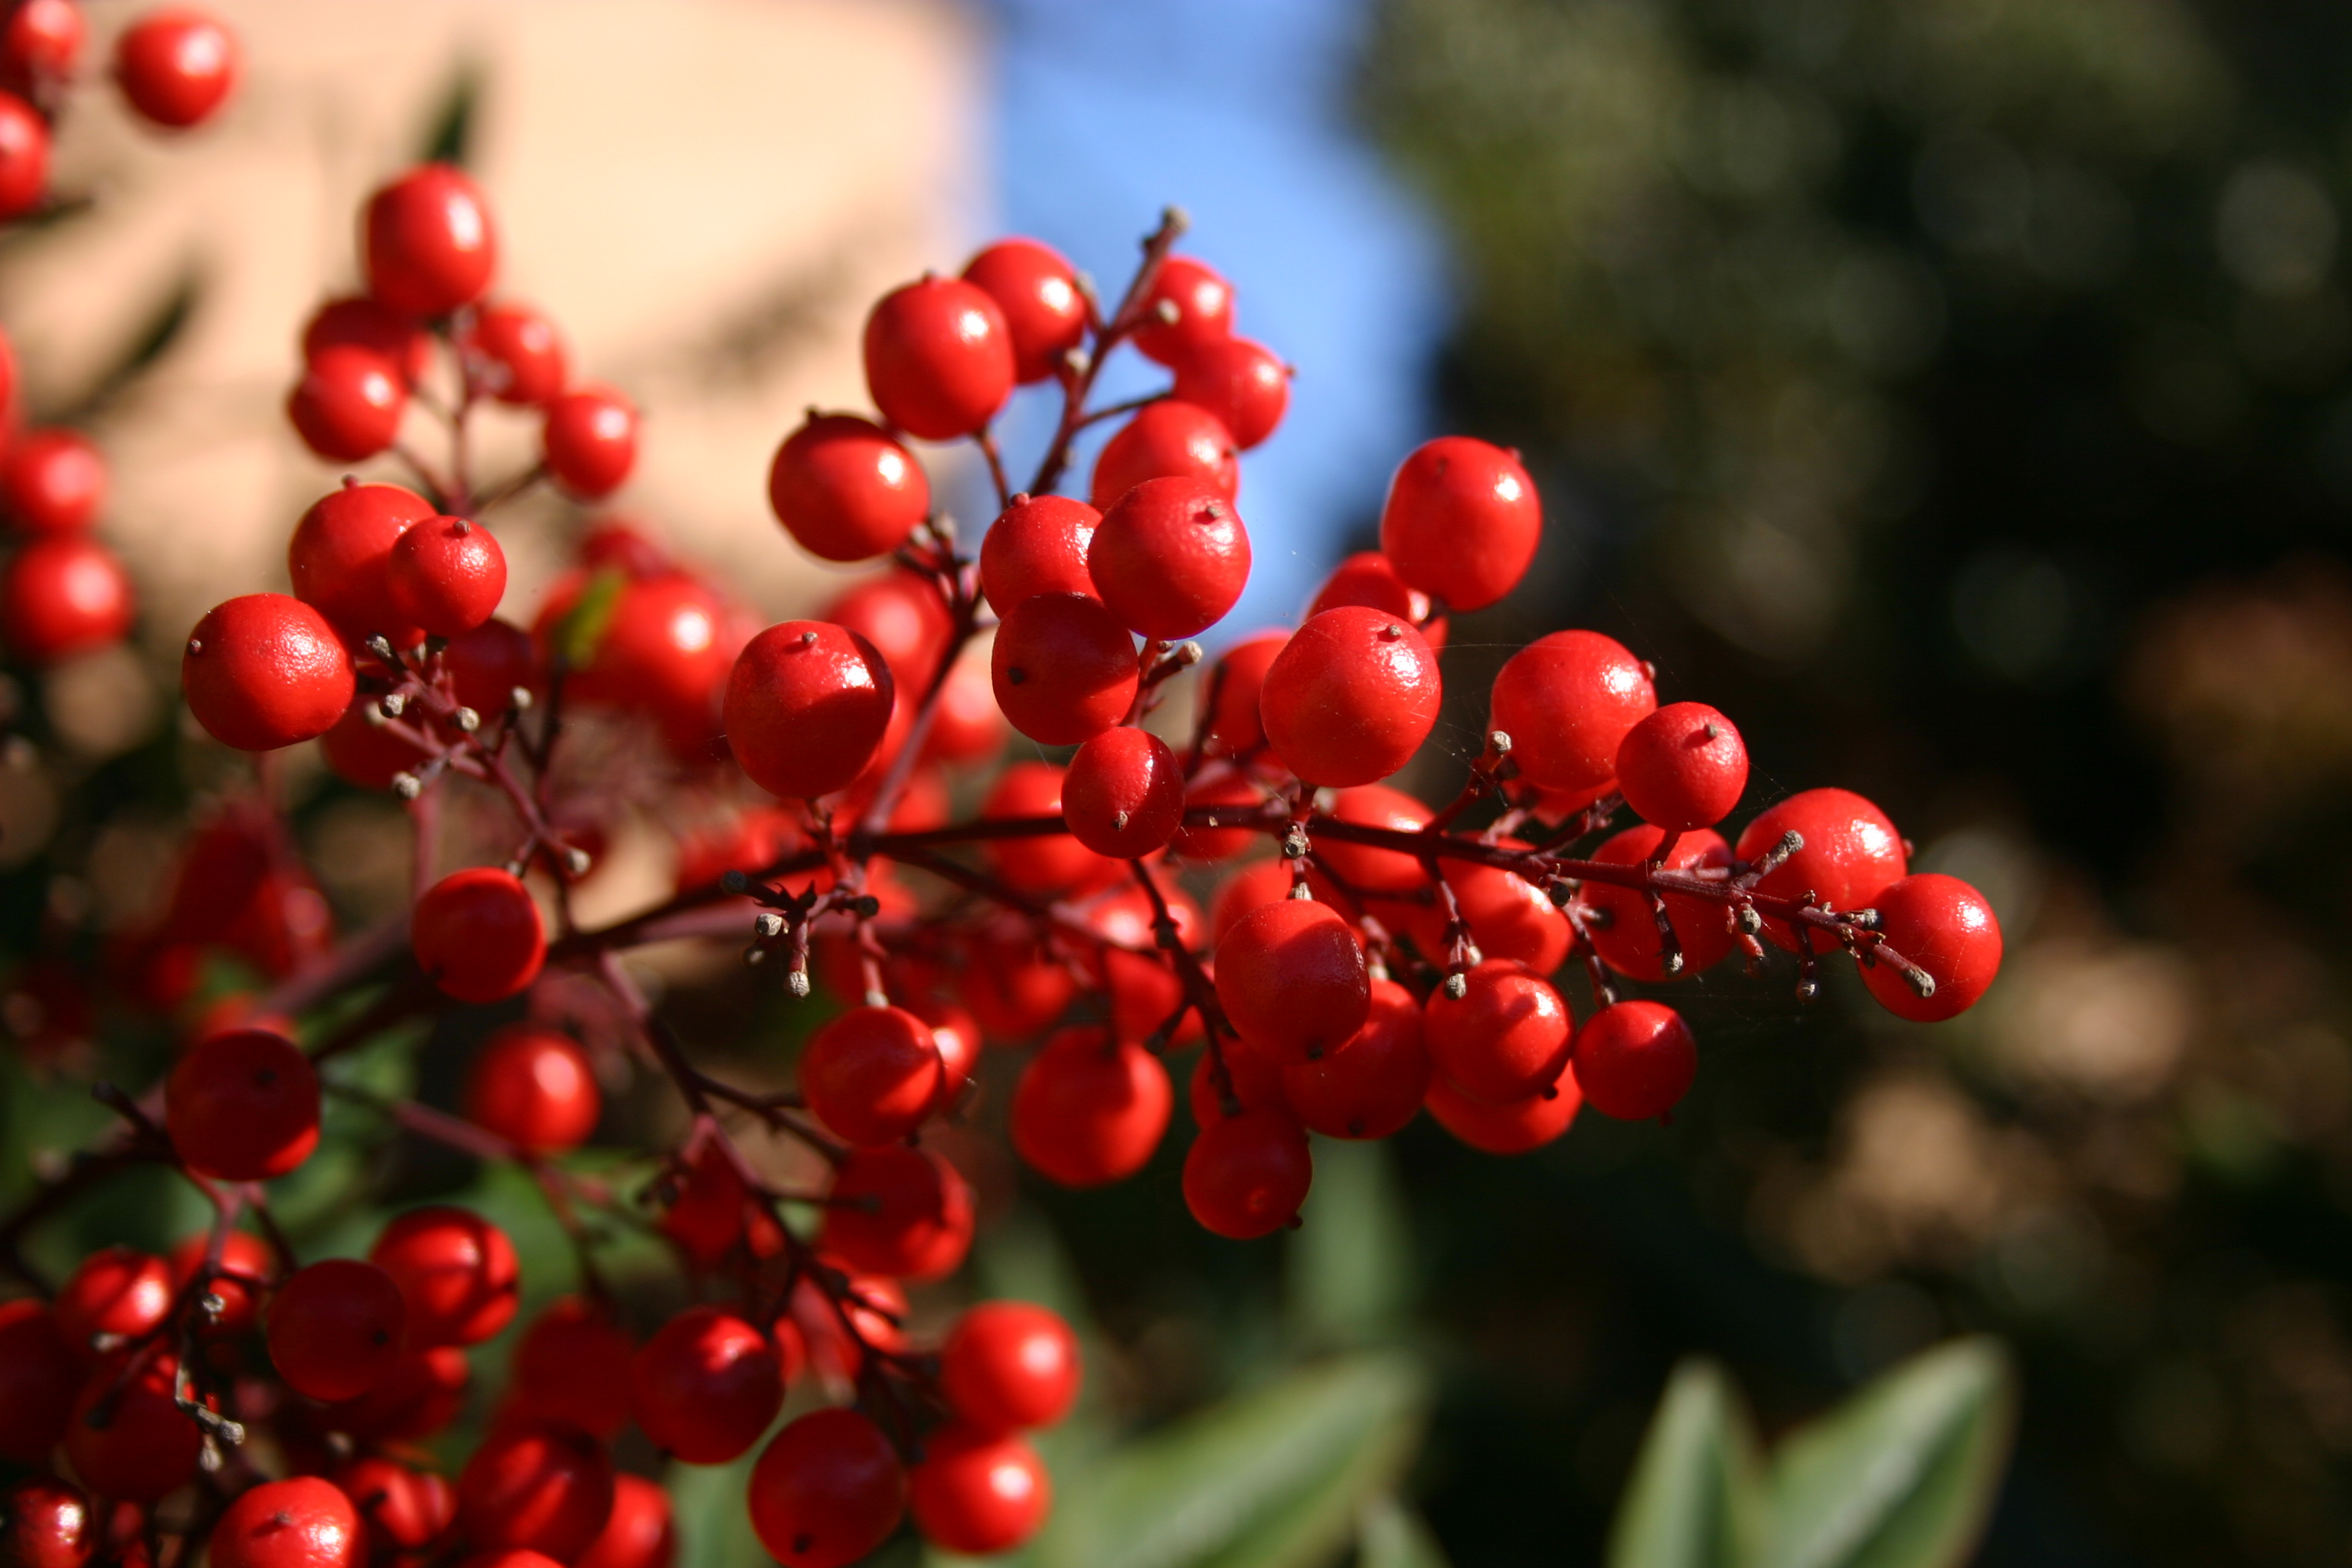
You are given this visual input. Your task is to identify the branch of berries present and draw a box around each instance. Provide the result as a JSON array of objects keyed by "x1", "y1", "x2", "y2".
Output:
[{"x1": 0, "y1": 48, "x2": 2004, "y2": 1568}]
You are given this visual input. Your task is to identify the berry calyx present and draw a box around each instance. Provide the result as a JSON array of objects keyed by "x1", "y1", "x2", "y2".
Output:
[
  {"x1": 1860, "y1": 873, "x2": 2002, "y2": 1022},
  {"x1": 1183, "y1": 1105, "x2": 1312, "y2": 1239},
  {"x1": 1213, "y1": 897, "x2": 1370, "y2": 1065},
  {"x1": 412, "y1": 867, "x2": 546, "y2": 1004},
  {"x1": 387, "y1": 514, "x2": 507, "y2": 636},
  {"x1": 368, "y1": 1204, "x2": 521, "y2": 1347},
  {"x1": 113, "y1": 9, "x2": 237, "y2": 129},
  {"x1": 1487, "y1": 629, "x2": 1656, "y2": 804},
  {"x1": 769, "y1": 413, "x2": 929, "y2": 563},
  {"x1": 1088, "y1": 475, "x2": 1250, "y2": 639},
  {"x1": 989, "y1": 590, "x2": 1138, "y2": 745},
  {"x1": 266, "y1": 1258, "x2": 407, "y2": 1402},
  {"x1": 462, "y1": 1024, "x2": 599, "y2": 1153},
  {"x1": 1088, "y1": 400, "x2": 1239, "y2": 511},
  {"x1": 909, "y1": 1426, "x2": 1051, "y2": 1556},
  {"x1": 821, "y1": 1145, "x2": 975, "y2": 1282},
  {"x1": 799, "y1": 1004, "x2": 946, "y2": 1148},
  {"x1": 631, "y1": 1306, "x2": 784, "y2": 1465},
  {"x1": 1616, "y1": 701, "x2": 1749, "y2": 832},
  {"x1": 1573, "y1": 1000, "x2": 1697, "y2": 1122},
  {"x1": 747, "y1": 1408, "x2": 905, "y2": 1568},
  {"x1": 364, "y1": 165, "x2": 497, "y2": 318},
  {"x1": 1379, "y1": 436, "x2": 1541, "y2": 612},
  {"x1": 978, "y1": 493, "x2": 1099, "y2": 609},
  {"x1": 1257, "y1": 607, "x2": 1441, "y2": 786},
  {"x1": 1062, "y1": 726, "x2": 1184, "y2": 858},
  {"x1": 165, "y1": 1024, "x2": 320, "y2": 1180},
  {"x1": 939, "y1": 1302, "x2": 1081, "y2": 1432},
  {"x1": 1424, "y1": 959, "x2": 1574, "y2": 1105},
  {"x1": 181, "y1": 593, "x2": 356, "y2": 750},
  {"x1": 1011, "y1": 1025, "x2": 1172, "y2": 1187},
  {"x1": 542, "y1": 385, "x2": 639, "y2": 498},
  {"x1": 962, "y1": 238, "x2": 1086, "y2": 384},
  {"x1": 724, "y1": 620, "x2": 895, "y2": 799},
  {"x1": 862, "y1": 275, "x2": 1014, "y2": 440}
]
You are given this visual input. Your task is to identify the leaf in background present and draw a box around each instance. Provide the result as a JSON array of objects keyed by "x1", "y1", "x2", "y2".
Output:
[
  {"x1": 1357, "y1": 1496, "x2": 1451, "y2": 1568},
  {"x1": 420, "y1": 65, "x2": 483, "y2": 167},
  {"x1": 1761, "y1": 1338, "x2": 2016, "y2": 1568},
  {"x1": 1031, "y1": 1351, "x2": 1428, "y2": 1568},
  {"x1": 554, "y1": 569, "x2": 627, "y2": 672},
  {"x1": 1284, "y1": 1137, "x2": 1412, "y2": 1348},
  {"x1": 668, "y1": 1443, "x2": 768, "y2": 1568},
  {"x1": 1606, "y1": 1360, "x2": 1765, "y2": 1568}
]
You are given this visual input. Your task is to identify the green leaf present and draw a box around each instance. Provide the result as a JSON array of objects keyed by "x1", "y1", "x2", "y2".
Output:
[
  {"x1": 1606, "y1": 1360, "x2": 1765, "y2": 1568},
  {"x1": 554, "y1": 568, "x2": 628, "y2": 671},
  {"x1": 668, "y1": 1442, "x2": 769, "y2": 1568},
  {"x1": 1285, "y1": 1137, "x2": 1412, "y2": 1348},
  {"x1": 1030, "y1": 1351, "x2": 1429, "y2": 1568},
  {"x1": 1357, "y1": 1496, "x2": 1451, "y2": 1568},
  {"x1": 1761, "y1": 1338, "x2": 2016, "y2": 1568}
]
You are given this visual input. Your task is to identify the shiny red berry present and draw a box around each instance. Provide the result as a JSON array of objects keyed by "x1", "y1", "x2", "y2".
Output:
[
  {"x1": 1, "y1": 535, "x2": 132, "y2": 663},
  {"x1": 412, "y1": 867, "x2": 544, "y2": 1004},
  {"x1": 1379, "y1": 436, "x2": 1540, "y2": 612},
  {"x1": 165, "y1": 1025, "x2": 319, "y2": 1180},
  {"x1": 724, "y1": 620, "x2": 895, "y2": 799},
  {"x1": 1200, "y1": 629, "x2": 1286, "y2": 755},
  {"x1": 303, "y1": 297, "x2": 433, "y2": 387},
  {"x1": 462, "y1": 302, "x2": 568, "y2": 405},
  {"x1": 1062, "y1": 726, "x2": 1183, "y2": 858},
  {"x1": 509, "y1": 1296, "x2": 634, "y2": 1439},
  {"x1": 576, "y1": 1475, "x2": 672, "y2": 1568},
  {"x1": 1616, "y1": 701, "x2": 1747, "y2": 832},
  {"x1": 168, "y1": 1228, "x2": 271, "y2": 1334},
  {"x1": 3, "y1": 429, "x2": 103, "y2": 533},
  {"x1": 1088, "y1": 475, "x2": 1250, "y2": 640},
  {"x1": 1132, "y1": 255, "x2": 1233, "y2": 367},
  {"x1": 542, "y1": 385, "x2": 637, "y2": 498},
  {"x1": 962, "y1": 238, "x2": 1086, "y2": 384},
  {"x1": 1258, "y1": 608, "x2": 1440, "y2": 786},
  {"x1": 182, "y1": 593, "x2": 356, "y2": 750},
  {"x1": 1583, "y1": 825, "x2": 1736, "y2": 982},
  {"x1": 1860, "y1": 873, "x2": 2002, "y2": 1022},
  {"x1": 939, "y1": 1302, "x2": 1080, "y2": 1432},
  {"x1": 0, "y1": 1478, "x2": 92, "y2": 1568},
  {"x1": 748, "y1": 1408, "x2": 905, "y2": 1568},
  {"x1": 1573, "y1": 1000, "x2": 1696, "y2": 1121},
  {"x1": 208, "y1": 1477, "x2": 358, "y2": 1568},
  {"x1": 910, "y1": 1426, "x2": 1050, "y2": 1556},
  {"x1": 543, "y1": 570, "x2": 734, "y2": 755},
  {"x1": 820, "y1": 1145, "x2": 974, "y2": 1282},
  {"x1": 863, "y1": 275, "x2": 1014, "y2": 440},
  {"x1": 1281, "y1": 978, "x2": 1429, "y2": 1139},
  {"x1": 1314, "y1": 785, "x2": 1433, "y2": 893},
  {"x1": 113, "y1": 9, "x2": 235, "y2": 129},
  {"x1": 368, "y1": 1204, "x2": 520, "y2": 1347},
  {"x1": 1307, "y1": 550, "x2": 1432, "y2": 627},
  {"x1": 1214, "y1": 897, "x2": 1370, "y2": 1065},
  {"x1": 801, "y1": 1005, "x2": 945, "y2": 1148},
  {"x1": 64, "y1": 1351, "x2": 201, "y2": 1502},
  {"x1": 978, "y1": 493, "x2": 1098, "y2": 609},
  {"x1": 4, "y1": 2, "x2": 85, "y2": 85},
  {"x1": 54, "y1": 1244, "x2": 171, "y2": 1349},
  {"x1": 1488, "y1": 629, "x2": 1655, "y2": 805},
  {"x1": 288, "y1": 345, "x2": 407, "y2": 462},
  {"x1": 462, "y1": 1025, "x2": 598, "y2": 1152},
  {"x1": 456, "y1": 1419, "x2": 615, "y2": 1563},
  {"x1": 823, "y1": 566, "x2": 952, "y2": 688},
  {"x1": 1409, "y1": 854, "x2": 1573, "y2": 977},
  {"x1": 0, "y1": 91, "x2": 46, "y2": 219},
  {"x1": 768, "y1": 413, "x2": 929, "y2": 564},
  {"x1": 1088, "y1": 400, "x2": 1238, "y2": 511},
  {"x1": 991, "y1": 590, "x2": 1138, "y2": 745},
  {"x1": 364, "y1": 165, "x2": 496, "y2": 318},
  {"x1": 288, "y1": 480, "x2": 433, "y2": 637},
  {"x1": 387, "y1": 514, "x2": 505, "y2": 635},
  {"x1": 1011, "y1": 1025, "x2": 1171, "y2": 1187},
  {"x1": 0, "y1": 1302, "x2": 75, "y2": 1462},
  {"x1": 1733, "y1": 787, "x2": 1908, "y2": 952},
  {"x1": 1425, "y1": 1068, "x2": 1582, "y2": 1154},
  {"x1": 1171, "y1": 335, "x2": 1288, "y2": 449},
  {"x1": 266, "y1": 1258, "x2": 406, "y2": 1401},
  {"x1": 1183, "y1": 1105, "x2": 1311, "y2": 1239},
  {"x1": 631, "y1": 1307, "x2": 782, "y2": 1465},
  {"x1": 1425, "y1": 959, "x2": 1573, "y2": 1104},
  {"x1": 336, "y1": 1458, "x2": 453, "y2": 1557}
]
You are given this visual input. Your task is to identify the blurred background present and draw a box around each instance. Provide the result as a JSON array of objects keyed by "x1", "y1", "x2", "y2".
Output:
[{"x1": 5, "y1": 1, "x2": 2351, "y2": 1565}]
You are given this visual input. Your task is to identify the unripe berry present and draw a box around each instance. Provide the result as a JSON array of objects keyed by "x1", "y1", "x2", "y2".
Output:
[
  {"x1": 0, "y1": 1478, "x2": 92, "y2": 1568},
  {"x1": 462, "y1": 302, "x2": 569, "y2": 405},
  {"x1": 577, "y1": 1475, "x2": 673, "y2": 1568},
  {"x1": 1, "y1": 535, "x2": 133, "y2": 663},
  {"x1": 335, "y1": 1459, "x2": 453, "y2": 1558},
  {"x1": 1860, "y1": 873, "x2": 2002, "y2": 1022},
  {"x1": 821, "y1": 1145, "x2": 974, "y2": 1282},
  {"x1": 747, "y1": 1408, "x2": 905, "y2": 1568},
  {"x1": 1132, "y1": 255, "x2": 1233, "y2": 366},
  {"x1": 1088, "y1": 400, "x2": 1239, "y2": 511},
  {"x1": 5, "y1": 2, "x2": 85, "y2": 85},
  {"x1": 288, "y1": 480, "x2": 434, "y2": 638},
  {"x1": 510, "y1": 1297, "x2": 635, "y2": 1439},
  {"x1": 1426, "y1": 1069, "x2": 1583, "y2": 1153},
  {"x1": 909, "y1": 1426, "x2": 1051, "y2": 1556},
  {"x1": 1379, "y1": 436, "x2": 1540, "y2": 611},
  {"x1": 1183, "y1": 1105, "x2": 1312, "y2": 1239},
  {"x1": 303, "y1": 297, "x2": 433, "y2": 387},
  {"x1": 412, "y1": 867, "x2": 545, "y2": 1004},
  {"x1": 183, "y1": 593, "x2": 355, "y2": 750},
  {"x1": 769, "y1": 413, "x2": 929, "y2": 563},
  {"x1": 1200, "y1": 629, "x2": 1286, "y2": 755},
  {"x1": 1573, "y1": 1000, "x2": 1697, "y2": 1121},
  {"x1": 289, "y1": 345, "x2": 407, "y2": 461},
  {"x1": 1617, "y1": 701, "x2": 1748, "y2": 832},
  {"x1": 1281, "y1": 978, "x2": 1429, "y2": 1139},
  {"x1": 863, "y1": 275, "x2": 1014, "y2": 440},
  {"x1": 0, "y1": 1301, "x2": 74, "y2": 1462},
  {"x1": 962, "y1": 237, "x2": 1086, "y2": 384},
  {"x1": 631, "y1": 1307, "x2": 782, "y2": 1465},
  {"x1": 113, "y1": 10, "x2": 236, "y2": 129},
  {"x1": 3, "y1": 429, "x2": 103, "y2": 533},
  {"x1": 387, "y1": 514, "x2": 505, "y2": 636},
  {"x1": 1488, "y1": 629, "x2": 1655, "y2": 805},
  {"x1": 64, "y1": 1351, "x2": 201, "y2": 1501},
  {"x1": 1424, "y1": 960, "x2": 1573, "y2": 1105},
  {"x1": 939, "y1": 1302, "x2": 1081, "y2": 1432},
  {"x1": 1011, "y1": 1025, "x2": 1171, "y2": 1187},
  {"x1": 1214, "y1": 897, "x2": 1369, "y2": 1064},
  {"x1": 1062, "y1": 726, "x2": 1184, "y2": 858},
  {"x1": 990, "y1": 590, "x2": 1138, "y2": 745},
  {"x1": 456, "y1": 1419, "x2": 614, "y2": 1563},
  {"x1": 1259, "y1": 607, "x2": 1441, "y2": 787},
  {"x1": 800, "y1": 1004, "x2": 945, "y2": 1148},
  {"x1": 543, "y1": 385, "x2": 638, "y2": 498},
  {"x1": 265, "y1": 1259, "x2": 407, "y2": 1402},
  {"x1": 462, "y1": 1024, "x2": 599, "y2": 1152},
  {"x1": 978, "y1": 493, "x2": 1098, "y2": 609},
  {"x1": 0, "y1": 91, "x2": 46, "y2": 220},
  {"x1": 1734, "y1": 788, "x2": 1908, "y2": 952},
  {"x1": 165, "y1": 1025, "x2": 319, "y2": 1180},
  {"x1": 369, "y1": 1204, "x2": 520, "y2": 1347},
  {"x1": 364, "y1": 165, "x2": 497, "y2": 318},
  {"x1": 724, "y1": 620, "x2": 895, "y2": 800},
  {"x1": 1171, "y1": 335, "x2": 1289, "y2": 449},
  {"x1": 1583, "y1": 825, "x2": 1736, "y2": 981},
  {"x1": 54, "y1": 1245, "x2": 171, "y2": 1348},
  {"x1": 1088, "y1": 475, "x2": 1250, "y2": 640}
]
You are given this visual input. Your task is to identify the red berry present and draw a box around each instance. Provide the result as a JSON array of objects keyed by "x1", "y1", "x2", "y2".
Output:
[
  {"x1": 113, "y1": 9, "x2": 235, "y2": 129},
  {"x1": 1088, "y1": 400, "x2": 1239, "y2": 512},
  {"x1": 631, "y1": 1306, "x2": 782, "y2": 1465},
  {"x1": 1573, "y1": 1000, "x2": 1696, "y2": 1121},
  {"x1": 575, "y1": 1475, "x2": 672, "y2": 1568},
  {"x1": 1183, "y1": 1105, "x2": 1312, "y2": 1240},
  {"x1": 165, "y1": 1025, "x2": 319, "y2": 1180},
  {"x1": 1860, "y1": 873, "x2": 2001, "y2": 1022},
  {"x1": 168, "y1": 1228, "x2": 273, "y2": 1334},
  {"x1": 1488, "y1": 629, "x2": 1655, "y2": 805},
  {"x1": 722, "y1": 620, "x2": 894, "y2": 800},
  {"x1": 288, "y1": 480, "x2": 434, "y2": 639},
  {"x1": 1424, "y1": 959, "x2": 1573, "y2": 1104},
  {"x1": 266, "y1": 1259, "x2": 406, "y2": 1401},
  {"x1": 1258, "y1": 607, "x2": 1441, "y2": 786},
  {"x1": 368, "y1": 1204, "x2": 520, "y2": 1347},
  {"x1": 909, "y1": 1426, "x2": 1050, "y2": 1556},
  {"x1": 1011, "y1": 1025, "x2": 1171, "y2": 1187},
  {"x1": 978, "y1": 761, "x2": 1120, "y2": 894},
  {"x1": 962, "y1": 238, "x2": 1086, "y2": 384},
  {"x1": 542, "y1": 570, "x2": 733, "y2": 756},
  {"x1": 446, "y1": 616, "x2": 543, "y2": 717},
  {"x1": 1281, "y1": 978, "x2": 1429, "y2": 1139},
  {"x1": 1616, "y1": 701, "x2": 1747, "y2": 832},
  {"x1": 914, "y1": 1001, "x2": 982, "y2": 1113},
  {"x1": 1315, "y1": 785, "x2": 1434, "y2": 894},
  {"x1": 0, "y1": 1478, "x2": 92, "y2": 1568},
  {"x1": 820, "y1": 1145, "x2": 973, "y2": 1282},
  {"x1": 768, "y1": 413, "x2": 929, "y2": 564},
  {"x1": 208, "y1": 1477, "x2": 358, "y2": 1568},
  {"x1": 462, "y1": 1025, "x2": 598, "y2": 1153},
  {"x1": 1379, "y1": 436, "x2": 1540, "y2": 612},
  {"x1": 1088, "y1": 475, "x2": 1250, "y2": 640},
  {"x1": 1414, "y1": 854, "x2": 1572, "y2": 976},
  {"x1": 1062, "y1": 726, "x2": 1184, "y2": 858},
  {"x1": 1583, "y1": 825, "x2": 1736, "y2": 982},
  {"x1": 5, "y1": 1, "x2": 85, "y2": 85},
  {"x1": 990, "y1": 590, "x2": 1138, "y2": 745},
  {"x1": 801, "y1": 1005, "x2": 945, "y2": 1148},
  {"x1": 1733, "y1": 788, "x2": 1908, "y2": 952},
  {"x1": 54, "y1": 1245, "x2": 171, "y2": 1349},
  {"x1": 364, "y1": 165, "x2": 496, "y2": 318},
  {"x1": 509, "y1": 1297, "x2": 634, "y2": 1439},
  {"x1": 542, "y1": 385, "x2": 637, "y2": 498},
  {"x1": 455, "y1": 1419, "x2": 614, "y2": 1563},
  {"x1": 3, "y1": 429, "x2": 103, "y2": 533},
  {"x1": 2, "y1": 535, "x2": 133, "y2": 662},
  {"x1": 0, "y1": 90, "x2": 45, "y2": 219},
  {"x1": 748, "y1": 1408, "x2": 904, "y2": 1568},
  {"x1": 0, "y1": 1301, "x2": 74, "y2": 1462},
  {"x1": 1170, "y1": 335, "x2": 1289, "y2": 449},
  {"x1": 1132, "y1": 256, "x2": 1233, "y2": 367},
  {"x1": 939, "y1": 1302, "x2": 1080, "y2": 1432},
  {"x1": 463, "y1": 302, "x2": 568, "y2": 405},
  {"x1": 318, "y1": 1345, "x2": 469, "y2": 1442},
  {"x1": 978, "y1": 492, "x2": 1098, "y2": 609},
  {"x1": 1214, "y1": 897, "x2": 1370, "y2": 1065},
  {"x1": 1166, "y1": 770, "x2": 1263, "y2": 861},
  {"x1": 288, "y1": 344, "x2": 408, "y2": 463},
  {"x1": 387, "y1": 514, "x2": 505, "y2": 635},
  {"x1": 337, "y1": 1458, "x2": 454, "y2": 1557},
  {"x1": 1425, "y1": 1069, "x2": 1582, "y2": 1154},
  {"x1": 411, "y1": 867, "x2": 544, "y2": 1004},
  {"x1": 922, "y1": 653, "x2": 1008, "y2": 763},
  {"x1": 862, "y1": 275, "x2": 1014, "y2": 440},
  {"x1": 64, "y1": 1351, "x2": 201, "y2": 1502},
  {"x1": 1200, "y1": 629, "x2": 1286, "y2": 755},
  {"x1": 304, "y1": 296, "x2": 432, "y2": 387},
  {"x1": 1307, "y1": 550, "x2": 1432, "y2": 627}
]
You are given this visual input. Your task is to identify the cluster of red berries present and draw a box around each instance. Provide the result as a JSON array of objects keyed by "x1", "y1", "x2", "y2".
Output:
[{"x1": 0, "y1": 5, "x2": 237, "y2": 670}]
